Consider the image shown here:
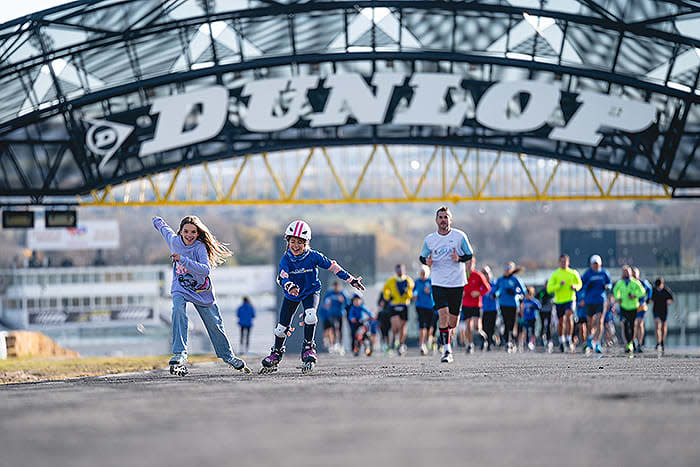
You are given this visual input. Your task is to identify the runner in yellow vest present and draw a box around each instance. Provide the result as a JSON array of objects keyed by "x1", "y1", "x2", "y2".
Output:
[
  {"x1": 546, "y1": 254, "x2": 582, "y2": 353},
  {"x1": 613, "y1": 265, "x2": 646, "y2": 354}
]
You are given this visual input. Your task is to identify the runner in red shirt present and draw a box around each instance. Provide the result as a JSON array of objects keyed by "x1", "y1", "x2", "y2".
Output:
[{"x1": 461, "y1": 257, "x2": 491, "y2": 353}]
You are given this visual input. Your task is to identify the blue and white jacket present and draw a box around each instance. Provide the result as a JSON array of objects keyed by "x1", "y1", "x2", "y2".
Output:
[{"x1": 277, "y1": 248, "x2": 351, "y2": 301}]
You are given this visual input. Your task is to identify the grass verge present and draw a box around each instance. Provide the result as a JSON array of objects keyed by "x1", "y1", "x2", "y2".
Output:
[{"x1": 0, "y1": 354, "x2": 220, "y2": 384}]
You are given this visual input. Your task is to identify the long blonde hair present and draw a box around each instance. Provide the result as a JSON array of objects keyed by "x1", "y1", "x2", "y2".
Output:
[{"x1": 177, "y1": 216, "x2": 232, "y2": 267}]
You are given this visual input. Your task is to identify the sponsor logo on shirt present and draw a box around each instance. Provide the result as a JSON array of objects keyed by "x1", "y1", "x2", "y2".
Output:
[{"x1": 290, "y1": 268, "x2": 314, "y2": 274}]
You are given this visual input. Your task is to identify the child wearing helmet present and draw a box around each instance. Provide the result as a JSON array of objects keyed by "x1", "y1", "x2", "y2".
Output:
[
  {"x1": 348, "y1": 294, "x2": 375, "y2": 356},
  {"x1": 260, "y1": 220, "x2": 366, "y2": 374}
]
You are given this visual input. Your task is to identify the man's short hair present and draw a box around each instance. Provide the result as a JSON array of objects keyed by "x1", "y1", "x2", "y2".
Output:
[
  {"x1": 560, "y1": 254, "x2": 570, "y2": 260},
  {"x1": 436, "y1": 206, "x2": 452, "y2": 218}
]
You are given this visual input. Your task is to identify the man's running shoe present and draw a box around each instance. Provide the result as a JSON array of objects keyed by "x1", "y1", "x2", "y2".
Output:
[
  {"x1": 560, "y1": 342, "x2": 565, "y2": 353},
  {"x1": 547, "y1": 341, "x2": 554, "y2": 353},
  {"x1": 627, "y1": 342, "x2": 634, "y2": 353},
  {"x1": 398, "y1": 344, "x2": 408, "y2": 356},
  {"x1": 527, "y1": 342, "x2": 535, "y2": 351},
  {"x1": 440, "y1": 350, "x2": 454, "y2": 363},
  {"x1": 467, "y1": 343, "x2": 474, "y2": 354},
  {"x1": 595, "y1": 344, "x2": 603, "y2": 354}
]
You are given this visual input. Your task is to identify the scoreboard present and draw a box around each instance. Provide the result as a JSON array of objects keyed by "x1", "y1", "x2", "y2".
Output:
[{"x1": 560, "y1": 227, "x2": 681, "y2": 269}]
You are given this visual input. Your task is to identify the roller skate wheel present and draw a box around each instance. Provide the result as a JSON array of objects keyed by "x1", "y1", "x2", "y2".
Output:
[
  {"x1": 170, "y1": 364, "x2": 187, "y2": 377},
  {"x1": 301, "y1": 361, "x2": 315, "y2": 374},
  {"x1": 259, "y1": 366, "x2": 278, "y2": 375}
]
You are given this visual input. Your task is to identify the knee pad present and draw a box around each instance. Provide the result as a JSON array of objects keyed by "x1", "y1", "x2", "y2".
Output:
[
  {"x1": 304, "y1": 308, "x2": 318, "y2": 325},
  {"x1": 274, "y1": 323, "x2": 288, "y2": 338}
]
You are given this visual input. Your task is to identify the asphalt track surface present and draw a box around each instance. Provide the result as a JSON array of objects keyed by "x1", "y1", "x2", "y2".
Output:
[{"x1": 2, "y1": 349, "x2": 700, "y2": 467}]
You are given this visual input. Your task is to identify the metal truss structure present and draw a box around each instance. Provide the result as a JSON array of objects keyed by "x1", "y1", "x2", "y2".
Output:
[
  {"x1": 0, "y1": 0, "x2": 699, "y2": 207},
  {"x1": 79, "y1": 145, "x2": 670, "y2": 206}
]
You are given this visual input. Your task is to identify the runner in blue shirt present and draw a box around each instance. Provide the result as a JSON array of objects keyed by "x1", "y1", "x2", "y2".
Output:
[
  {"x1": 413, "y1": 266, "x2": 435, "y2": 355},
  {"x1": 493, "y1": 262, "x2": 526, "y2": 353},
  {"x1": 519, "y1": 287, "x2": 541, "y2": 351},
  {"x1": 578, "y1": 255, "x2": 611, "y2": 354}
]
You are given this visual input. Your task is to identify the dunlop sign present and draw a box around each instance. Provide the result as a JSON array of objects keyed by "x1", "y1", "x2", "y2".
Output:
[{"x1": 85, "y1": 73, "x2": 657, "y2": 167}]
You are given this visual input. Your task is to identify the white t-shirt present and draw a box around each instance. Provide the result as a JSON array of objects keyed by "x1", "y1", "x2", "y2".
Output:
[{"x1": 420, "y1": 228, "x2": 473, "y2": 288}]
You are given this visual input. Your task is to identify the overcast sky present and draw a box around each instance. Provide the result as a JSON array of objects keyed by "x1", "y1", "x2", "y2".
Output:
[{"x1": 1, "y1": 1, "x2": 72, "y2": 24}]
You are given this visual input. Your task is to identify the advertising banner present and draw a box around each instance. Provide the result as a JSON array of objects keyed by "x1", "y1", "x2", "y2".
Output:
[{"x1": 27, "y1": 220, "x2": 120, "y2": 250}]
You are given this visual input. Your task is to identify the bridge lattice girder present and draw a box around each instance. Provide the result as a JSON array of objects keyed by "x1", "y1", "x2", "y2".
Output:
[{"x1": 0, "y1": 0, "x2": 698, "y2": 205}]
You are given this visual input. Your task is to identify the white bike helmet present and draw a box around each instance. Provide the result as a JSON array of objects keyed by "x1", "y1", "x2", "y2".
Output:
[{"x1": 285, "y1": 220, "x2": 311, "y2": 241}]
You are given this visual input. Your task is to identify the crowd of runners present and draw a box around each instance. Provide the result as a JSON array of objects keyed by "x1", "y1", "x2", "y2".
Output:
[
  {"x1": 318, "y1": 207, "x2": 676, "y2": 363},
  {"x1": 154, "y1": 207, "x2": 675, "y2": 376}
]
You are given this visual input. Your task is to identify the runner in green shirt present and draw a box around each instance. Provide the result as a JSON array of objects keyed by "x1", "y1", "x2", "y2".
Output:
[
  {"x1": 546, "y1": 254, "x2": 582, "y2": 352},
  {"x1": 612, "y1": 265, "x2": 646, "y2": 354}
]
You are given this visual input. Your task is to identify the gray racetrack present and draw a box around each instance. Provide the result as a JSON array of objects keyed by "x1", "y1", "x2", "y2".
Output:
[{"x1": 2, "y1": 350, "x2": 700, "y2": 467}]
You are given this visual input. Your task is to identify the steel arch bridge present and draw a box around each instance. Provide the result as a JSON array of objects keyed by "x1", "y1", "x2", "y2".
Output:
[{"x1": 0, "y1": 0, "x2": 699, "y2": 207}]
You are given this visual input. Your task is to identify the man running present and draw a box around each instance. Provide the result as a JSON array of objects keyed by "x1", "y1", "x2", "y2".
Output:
[
  {"x1": 631, "y1": 267, "x2": 653, "y2": 352},
  {"x1": 382, "y1": 264, "x2": 414, "y2": 355},
  {"x1": 376, "y1": 292, "x2": 392, "y2": 354},
  {"x1": 493, "y1": 262, "x2": 526, "y2": 353},
  {"x1": 651, "y1": 277, "x2": 673, "y2": 354},
  {"x1": 413, "y1": 266, "x2": 435, "y2": 355},
  {"x1": 461, "y1": 257, "x2": 491, "y2": 354},
  {"x1": 481, "y1": 266, "x2": 499, "y2": 351},
  {"x1": 535, "y1": 281, "x2": 554, "y2": 352},
  {"x1": 579, "y1": 255, "x2": 612, "y2": 354},
  {"x1": 419, "y1": 206, "x2": 473, "y2": 363},
  {"x1": 613, "y1": 265, "x2": 646, "y2": 355},
  {"x1": 547, "y1": 254, "x2": 582, "y2": 353}
]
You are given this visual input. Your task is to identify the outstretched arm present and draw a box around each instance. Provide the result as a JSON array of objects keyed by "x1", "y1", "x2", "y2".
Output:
[
  {"x1": 315, "y1": 251, "x2": 366, "y2": 291},
  {"x1": 152, "y1": 216, "x2": 177, "y2": 250}
]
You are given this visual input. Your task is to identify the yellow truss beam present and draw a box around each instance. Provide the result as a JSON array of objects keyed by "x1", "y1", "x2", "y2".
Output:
[{"x1": 78, "y1": 146, "x2": 672, "y2": 206}]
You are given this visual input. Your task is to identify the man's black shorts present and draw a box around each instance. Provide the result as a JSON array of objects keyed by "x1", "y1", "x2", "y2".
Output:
[
  {"x1": 378, "y1": 310, "x2": 392, "y2": 336},
  {"x1": 432, "y1": 286, "x2": 464, "y2": 316},
  {"x1": 328, "y1": 315, "x2": 343, "y2": 330},
  {"x1": 555, "y1": 301, "x2": 574, "y2": 319},
  {"x1": 391, "y1": 304, "x2": 408, "y2": 321},
  {"x1": 586, "y1": 303, "x2": 604, "y2": 318},
  {"x1": 416, "y1": 307, "x2": 434, "y2": 329},
  {"x1": 654, "y1": 310, "x2": 668, "y2": 322}
]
